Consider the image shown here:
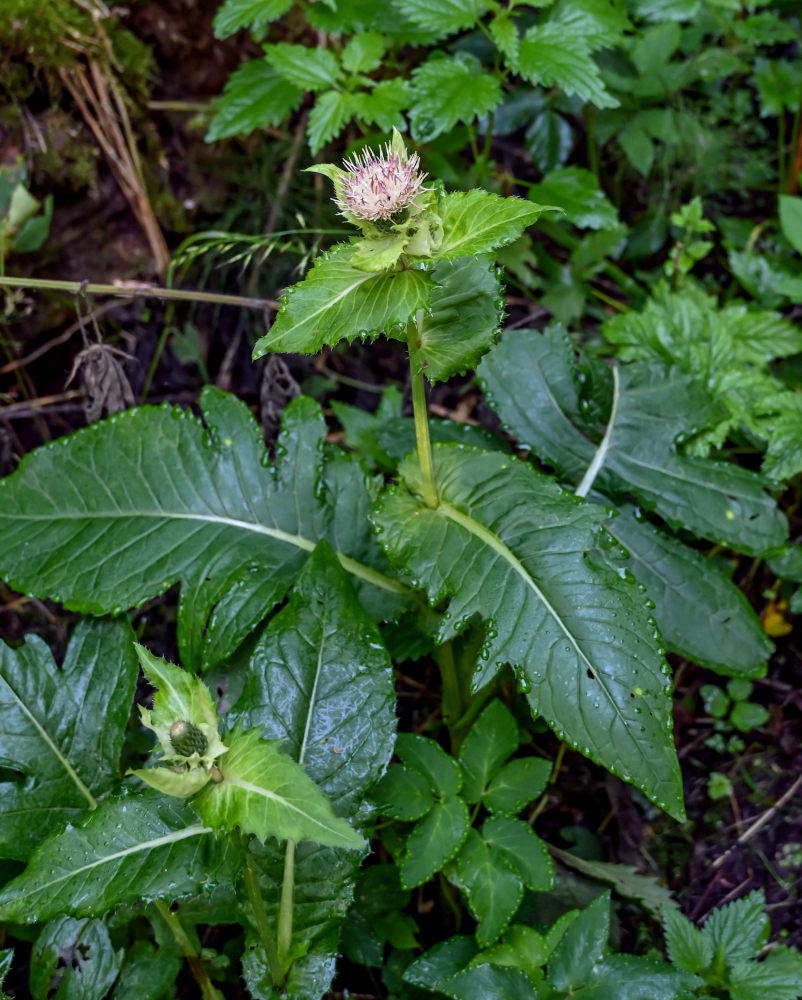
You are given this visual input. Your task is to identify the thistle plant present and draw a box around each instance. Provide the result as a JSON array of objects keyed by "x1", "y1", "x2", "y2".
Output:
[{"x1": 0, "y1": 130, "x2": 791, "y2": 999}]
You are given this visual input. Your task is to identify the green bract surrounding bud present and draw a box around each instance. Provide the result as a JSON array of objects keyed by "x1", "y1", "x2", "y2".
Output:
[{"x1": 130, "y1": 644, "x2": 228, "y2": 798}]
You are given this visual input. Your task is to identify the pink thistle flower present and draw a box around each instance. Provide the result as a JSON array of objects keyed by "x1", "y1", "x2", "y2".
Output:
[{"x1": 338, "y1": 142, "x2": 427, "y2": 222}]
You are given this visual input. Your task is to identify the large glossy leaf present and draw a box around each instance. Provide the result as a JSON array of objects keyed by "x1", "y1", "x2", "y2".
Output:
[
  {"x1": 0, "y1": 619, "x2": 138, "y2": 860},
  {"x1": 252, "y1": 244, "x2": 432, "y2": 357},
  {"x1": 604, "y1": 505, "x2": 771, "y2": 676},
  {"x1": 234, "y1": 544, "x2": 396, "y2": 997},
  {"x1": 477, "y1": 327, "x2": 786, "y2": 555},
  {"x1": 0, "y1": 389, "x2": 408, "y2": 672},
  {"x1": 237, "y1": 542, "x2": 396, "y2": 818},
  {"x1": 0, "y1": 790, "x2": 234, "y2": 923},
  {"x1": 373, "y1": 445, "x2": 684, "y2": 818}
]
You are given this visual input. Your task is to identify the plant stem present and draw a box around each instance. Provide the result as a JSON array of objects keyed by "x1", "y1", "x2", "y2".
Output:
[
  {"x1": 407, "y1": 311, "x2": 438, "y2": 509},
  {"x1": 154, "y1": 899, "x2": 221, "y2": 1000},
  {"x1": 244, "y1": 855, "x2": 284, "y2": 987},
  {"x1": 436, "y1": 641, "x2": 463, "y2": 742},
  {"x1": 0, "y1": 274, "x2": 277, "y2": 311},
  {"x1": 278, "y1": 839, "x2": 296, "y2": 963}
]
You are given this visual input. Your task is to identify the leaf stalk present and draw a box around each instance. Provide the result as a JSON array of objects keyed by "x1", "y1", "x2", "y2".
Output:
[
  {"x1": 244, "y1": 854, "x2": 284, "y2": 987},
  {"x1": 408, "y1": 310, "x2": 438, "y2": 509},
  {"x1": 278, "y1": 839, "x2": 296, "y2": 964}
]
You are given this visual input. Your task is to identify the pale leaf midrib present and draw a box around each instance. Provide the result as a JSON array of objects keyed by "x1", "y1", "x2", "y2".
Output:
[
  {"x1": 1, "y1": 509, "x2": 409, "y2": 596},
  {"x1": 225, "y1": 777, "x2": 354, "y2": 842}
]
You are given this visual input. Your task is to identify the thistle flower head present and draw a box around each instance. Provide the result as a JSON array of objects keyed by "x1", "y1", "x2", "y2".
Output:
[{"x1": 337, "y1": 139, "x2": 427, "y2": 222}]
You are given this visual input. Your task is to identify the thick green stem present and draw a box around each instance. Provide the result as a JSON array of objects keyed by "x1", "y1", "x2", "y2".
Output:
[
  {"x1": 244, "y1": 856, "x2": 284, "y2": 987},
  {"x1": 154, "y1": 899, "x2": 221, "y2": 1000},
  {"x1": 436, "y1": 642, "x2": 463, "y2": 742},
  {"x1": 408, "y1": 311, "x2": 438, "y2": 509},
  {"x1": 0, "y1": 274, "x2": 276, "y2": 310},
  {"x1": 278, "y1": 839, "x2": 296, "y2": 963}
]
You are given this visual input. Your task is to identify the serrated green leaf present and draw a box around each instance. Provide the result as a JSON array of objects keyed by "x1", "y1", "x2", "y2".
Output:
[
  {"x1": 265, "y1": 42, "x2": 342, "y2": 90},
  {"x1": 254, "y1": 245, "x2": 431, "y2": 356},
  {"x1": 703, "y1": 890, "x2": 769, "y2": 965},
  {"x1": 436, "y1": 190, "x2": 553, "y2": 261},
  {"x1": 374, "y1": 764, "x2": 435, "y2": 820},
  {"x1": 0, "y1": 619, "x2": 138, "y2": 860},
  {"x1": 526, "y1": 167, "x2": 619, "y2": 229},
  {"x1": 579, "y1": 954, "x2": 697, "y2": 999},
  {"x1": 396, "y1": 732, "x2": 463, "y2": 798},
  {"x1": 415, "y1": 257, "x2": 503, "y2": 383},
  {"x1": 780, "y1": 195, "x2": 802, "y2": 256},
  {"x1": 483, "y1": 815, "x2": 553, "y2": 891},
  {"x1": 490, "y1": 14, "x2": 519, "y2": 63},
  {"x1": 401, "y1": 795, "x2": 470, "y2": 887},
  {"x1": 663, "y1": 906, "x2": 714, "y2": 973},
  {"x1": 0, "y1": 790, "x2": 232, "y2": 923},
  {"x1": 391, "y1": 0, "x2": 489, "y2": 34},
  {"x1": 350, "y1": 78, "x2": 410, "y2": 130},
  {"x1": 443, "y1": 963, "x2": 539, "y2": 1000},
  {"x1": 206, "y1": 60, "x2": 302, "y2": 141},
  {"x1": 518, "y1": 24, "x2": 619, "y2": 109},
  {"x1": 308, "y1": 90, "x2": 359, "y2": 153},
  {"x1": 409, "y1": 53, "x2": 502, "y2": 141},
  {"x1": 456, "y1": 829, "x2": 524, "y2": 945},
  {"x1": 236, "y1": 542, "x2": 396, "y2": 819},
  {"x1": 604, "y1": 505, "x2": 771, "y2": 677},
  {"x1": 0, "y1": 391, "x2": 407, "y2": 673},
  {"x1": 753, "y1": 56, "x2": 802, "y2": 117},
  {"x1": 548, "y1": 892, "x2": 610, "y2": 990},
  {"x1": 213, "y1": 0, "x2": 293, "y2": 37},
  {"x1": 477, "y1": 327, "x2": 786, "y2": 556},
  {"x1": 547, "y1": 0, "x2": 632, "y2": 50},
  {"x1": 484, "y1": 758, "x2": 551, "y2": 814},
  {"x1": 730, "y1": 948, "x2": 802, "y2": 1000},
  {"x1": 404, "y1": 936, "x2": 479, "y2": 989},
  {"x1": 30, "y1": 917, "x2": 122, "y2": 1000},
  {"x1": 195, "y1": 727, "x2": 364, "y2": 849},
  {"x1": 458, "y1": 700, "x2": 519, "y2": 803},
  {"x1": 373, "y1": 445, "x2": 684, "y2": 818},
  {"x1": 341, "y1": 32, "x2": 387, "y2": 73}
]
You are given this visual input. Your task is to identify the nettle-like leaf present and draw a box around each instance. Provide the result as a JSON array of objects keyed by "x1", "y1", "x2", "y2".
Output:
[
  {"x1": 206, "y1": 60, "x2": 303, "y2": 142},
  {"x1": 478, "y1": 327, "x2": 786, "y2": 555},
  {"x1": 373, "y1": 445, "x2": 685, "y2": 818},
  {"x1": 213, "y1": 0, "x2": 293, "y2": 38},
  {"x1": 0, "y1": 618, "x2": 138, "y2": 860},
  {"x1": 409, "y1": 53, "x2": 503, "y2": 141},
  {"x1": 253, "y1": 244, "x2": 432, "y2": 357},
  {"x1": 0, "y1": 790, "x2": 234, "y2": 923},
  {"x1": 524, "y1": 166, "x2": 619, "y2": 230},
  {"x1": 0, "y1": 389, "x2": 408, "y2": 672},
  {"x1": 703, "y1": 890, "x2": 769, "y2": 966},
  {"x1": 516, "y1": 24, "x2": 619, "y2": 109},
  {"x1": 729, "y1": 949, "x2": 802, "y2": 1000},
  {"x1": 233, "y1": 544, "x2": 396, "y2": 997},
  {"x1": 265, "y1": 42, "x2": 342, "y2": 91},
  {"x1": 391, "y1": 0, "x2": 490, "y2": 35},
  {"x1": 603, "y1": 283, "x2": 802, "y2": 480},
  {"x1": 663, "y1": 907, "x2": 715, "y2": 974},
  {"x1": 195, "y1": 727, "x2": 364, "y2": 849}
]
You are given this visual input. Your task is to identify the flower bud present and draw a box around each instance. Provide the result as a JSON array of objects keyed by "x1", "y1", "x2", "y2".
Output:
[{"x1": 169, "y1": 719, "x2": 208, "y2": 758}]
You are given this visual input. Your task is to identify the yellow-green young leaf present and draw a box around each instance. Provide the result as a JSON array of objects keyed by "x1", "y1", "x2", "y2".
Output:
[
  {"x1": 253, "y1": 245, "x2": 432, "y2": 357},
  {"x1": 0, "y1": 619, "x2": 138, "y2": 861},
  {"x1": 435, "y1": 190, "x2": 556, "y2": 261},
  {"x1": 195, "y1": 728, "x2": 364, "y2": 849},
  {"x1": 372, "y1": 445, "x2": 685, "y2": 819}
]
